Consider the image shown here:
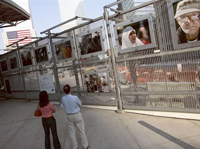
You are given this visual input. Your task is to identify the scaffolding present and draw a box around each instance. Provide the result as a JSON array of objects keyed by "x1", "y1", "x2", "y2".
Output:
[{"x1": 1, "y1": 0, "x2": 200, "y2": 116}]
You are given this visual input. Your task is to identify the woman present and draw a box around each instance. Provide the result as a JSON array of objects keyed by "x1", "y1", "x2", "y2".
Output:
[
  {"x1": 39, "y1": 91, "x2": 61, "y2": 149},
  {"x1": 121, "y1": 26, "x2": 144, "y2": 49}
]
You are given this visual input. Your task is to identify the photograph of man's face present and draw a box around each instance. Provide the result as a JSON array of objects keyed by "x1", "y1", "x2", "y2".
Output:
[
  {"x1": 117, "y1": 19, "x2": 151, "y2": 50},
  {"x1": 21, "y1": 51, "x2": 32, "y2": 67},
  {"x1": 9, "y1": 56, "x2": 18, "y2": 70},
  {"x1": 55, "y1": 40, "x2": 72, "y2": 60},
  {"x1": 34, "y1": 46, "x2": 48, "y2": 63},
  {"x1": 0, "y1": 60, "x2": 8, "y2": 72},
  {"x1": 78, "y1": 31, "x2": 102, "y2": 55},
  {"x1": 174, "y1": 0, "x2": 200, "y2": 44}
]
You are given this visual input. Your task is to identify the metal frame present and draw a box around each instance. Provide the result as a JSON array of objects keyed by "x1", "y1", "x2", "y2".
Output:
[
  {"x1": 167, "y1": 0, "x2": 200, "y2": 50},
  {"x1": 82, "y1": 69, "x2": 111, "y2": 92},
  {"x1": 20, "y1": 49, "x2": 34, "y2": 68},
  {"x1": 8, "y1": 51, "x2": 19, "y2": 71},
  {"x1": 33, "y1": 44, "x2": 50, "y2": 65},
  {"x1": 53, "y1": 37, "x2": 75, "y2": 62},
  {"x1": 113, "y1": 13, "x2": 156, "y2": 54},
  {"x1": 0, "y1": 58, "x2": 9, "y2": 73},
  {"x1": 76, "y1": 26, "x2": 106, "y2": 59}
]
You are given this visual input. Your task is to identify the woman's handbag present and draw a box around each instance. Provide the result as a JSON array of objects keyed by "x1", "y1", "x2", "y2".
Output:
[{"x1": 34, "y1": 105, "x2": 42, "y2": 117}]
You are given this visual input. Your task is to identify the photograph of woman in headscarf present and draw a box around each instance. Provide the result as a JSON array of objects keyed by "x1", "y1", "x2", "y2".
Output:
[
  {"x1": 117, "y1": 19, "x2": 151, "y2": 50},
  {"x1": 121, "y1": 26, "x2": 144, "y2": 49}
]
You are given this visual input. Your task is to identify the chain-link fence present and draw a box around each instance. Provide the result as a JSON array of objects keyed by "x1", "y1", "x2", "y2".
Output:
[{"x1": 1, "y1": 0, "x2": 200, "y2": 113}]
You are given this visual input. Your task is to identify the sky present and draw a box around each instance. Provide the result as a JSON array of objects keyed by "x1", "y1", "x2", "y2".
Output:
[{"x1": 0, "y1": 0, "x2": 116, "y2": 53}]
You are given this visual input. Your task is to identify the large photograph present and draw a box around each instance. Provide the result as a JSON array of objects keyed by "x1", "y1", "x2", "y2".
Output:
[
  {"x1": 118, "y1": 20, "x2": 151, "y2": 49},
  {"x1": 21, "y1": 51, "x2": 32, "y2": 67},
  {"x1": 83, "y1": 70, "x2": 110, "y2": 92},
  {"x1": 113, "y1": 14, "x2": 156, "y2": 54},
  {"x1": 9, "y1": 56, "x2": 18, "y2": 70},
  {"x1": 54, "y1": 38, "x2": 74, "y2": 62},
  {"x1": 168, "y1": 0, "x2": 200, "y2": 49},
  {"x1": 77, "y1": 27, "x2": 105, "y2": 58},
  {"x1": 34, "y1": 46, "x2": 49, "y2": 64},
  {"x1": 0, "y1": 59, "x2": 8, "y2": 72},
  {"x1": 174, "y1": 0, "x2": 200, "y2": 44}
]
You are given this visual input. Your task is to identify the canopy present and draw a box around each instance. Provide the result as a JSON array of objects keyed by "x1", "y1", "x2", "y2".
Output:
[{"x1": 0, "y1": 0, "x2": 30, "y2": 28}]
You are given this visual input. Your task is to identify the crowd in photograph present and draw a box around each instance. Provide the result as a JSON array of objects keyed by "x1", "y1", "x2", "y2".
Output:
[{"x1": 84, "y1": 74, "x2": 107, "y2": 92}]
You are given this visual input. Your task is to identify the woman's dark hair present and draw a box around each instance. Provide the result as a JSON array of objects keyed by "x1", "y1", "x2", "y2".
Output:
[
  {"x1": 63, "y1": 84, "x2": 71, "y2": 94},
  {"x1": 39, "y1": 90, "x2": 49, "y2": 107}
]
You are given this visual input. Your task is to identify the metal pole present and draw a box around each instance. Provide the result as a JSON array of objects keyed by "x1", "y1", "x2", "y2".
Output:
[
  {"x1": 114, "y1": 0, "x2": 160, "y2": 16},
  {"x1": 7, "y1": 37, "x2": 27, "y2": 47},
  {"x1": 72, "y1": 30, "x2": 81, "y2": 92},
  {"x1": 103, "y1": 7, "x2": 124, "y2": 112},
  {"x1": 105, "y1": 0, "x2": 126, "y2": 8},
  {"x1": 47, "y1": 31, "x2": 62, "y2": 100},
  {"x1": 16, "y1": 43, "x2": 29, "y2": 101},
  {"x1": 40, "y1": 16, "x2": 78, "y2": 34}
]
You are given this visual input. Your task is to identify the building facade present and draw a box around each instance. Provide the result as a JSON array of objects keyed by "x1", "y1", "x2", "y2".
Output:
[
  {"x1": 57, "y1": 0, "x2": 87, "y2": 33},
  {"x1": 121, "y1": 0, "x2": 154, "y2": 20}
]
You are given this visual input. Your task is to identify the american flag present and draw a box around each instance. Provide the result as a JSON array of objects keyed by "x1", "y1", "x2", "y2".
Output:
[{"x1": 7, "y1": 29, "x2": 32, "y2": 45}]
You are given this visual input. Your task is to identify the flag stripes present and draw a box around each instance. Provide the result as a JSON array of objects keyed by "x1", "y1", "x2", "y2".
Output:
[{"x1": 7, "y1": 30, "x2": 32, "y2": 45}]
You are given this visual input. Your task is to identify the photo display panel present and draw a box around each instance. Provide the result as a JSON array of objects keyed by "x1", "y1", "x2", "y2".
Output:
[
  {"x1": 167, "y1": 0, "x2": 200, "y2": 50},
  {"x1": 113, "y1": 13, "x2": 156, "y2": 54},
  {"x1": 34, "y1": 45, "x2": 49, "y2": 64},
  {"x1": 0, "y1": 58, "x2": 9, "y2": 73},
  {"x1": 83, "y1": 69, "x2": 111, "y2": 92},
  {"x1": 20, "y1": 50, "x2": 33, "y2": 67},
  {"x1": 54, "y1": 37, "x2": 75, "y2": 62},
  {"x1": 9, "y1": 55, "x2": 19, "y2": 71},
  {"x1": 76, "y1": 27, "x2": 105, "y2": 59}
]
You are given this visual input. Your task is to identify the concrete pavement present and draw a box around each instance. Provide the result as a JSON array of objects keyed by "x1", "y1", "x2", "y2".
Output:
[{"x1": 0, "y1": 99, "x2": 200, "y2": 149}]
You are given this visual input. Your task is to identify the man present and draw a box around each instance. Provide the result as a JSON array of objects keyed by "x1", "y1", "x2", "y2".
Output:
[
  {"x1": 61, "y1": 84, "x2": 89, "y2": 149},
  {"x1": 174, "y1": 0, "x2": 200, "y2": 44}
]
